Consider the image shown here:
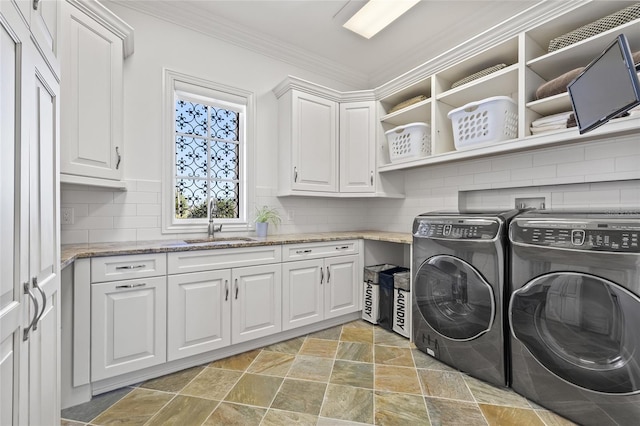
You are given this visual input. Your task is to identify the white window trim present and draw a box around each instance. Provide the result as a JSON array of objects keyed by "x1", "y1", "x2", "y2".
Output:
[{"x1": 162, "y1": 68, "x2": 255, "y2": 234}]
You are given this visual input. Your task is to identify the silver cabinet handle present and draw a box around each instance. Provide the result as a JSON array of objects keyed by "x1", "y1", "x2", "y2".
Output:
[
  {"x1": 234, "y1": 279, "x2": 239, "y2": 300},
  {"x1": 23, "y1": 281, "x2": 39, "y2": 341},
  {"x1": 335, "y1": 246, "x2": 350, "y2": 250},
  {"x1": 116, "y1": 146, "x2": 121, "y2": 170},
  {"x1": 296, "y1": 249, "x2": 312, "y2": 254},
  {"x1": 294, "y1": 167, "x2": 298, "y2": 182},
  {"x1": 225, "y1": 280, "x2": 229, "y2": 301},
  {"x1": 33, "y1": 0, "x2": 40, "y2": 10},
  {"x1": 370, "y1": 171, "x2": 374, "y2": 186},
  {"x1": 115, "y1": 264, "x2": 146, "y2": 270},
  {"x1": 116, "y1": 283, "x2": 147, "y2": 289},
  {"x1": 326, "y1": 266, "x2": 331, "y2": 284},
  {"x1": 32, "y1": 277, "x2": 47, "y2": 331},
  {"x1": 320, "y1": 267, "x2": 324, "y2": 285}
]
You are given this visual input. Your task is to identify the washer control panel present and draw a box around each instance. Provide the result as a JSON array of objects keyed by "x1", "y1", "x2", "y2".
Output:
[
  {"x1": 414, "y1": 217, "x2": 500, "y2": 240},
  {"x1": 512, "y1": 220, "x2": 640, "y2": 252}
]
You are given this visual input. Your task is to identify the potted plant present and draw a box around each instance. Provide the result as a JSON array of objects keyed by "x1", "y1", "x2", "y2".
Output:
[{"x1": 254, "y1": 205, "x2": 281, "y2": 238}]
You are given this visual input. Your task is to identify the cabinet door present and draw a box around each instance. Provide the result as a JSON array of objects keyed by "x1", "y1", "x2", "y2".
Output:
[
  {"x1": 0, "y1": 10, "x2": 26, "y2": 425},
  {"x1": 324, "y1": 255, "x2": 360, "y2": 319},
  {"x1": 282, "y1": 260, "x2": 323, "y2": 331},
  {"x1": 60, "y1": 3, "x2": 123, "y2": 181},
  {"x1": 167, "y1": 270, "x2": 231, "y2": 361},
  {"x1": 339, "y1": 101, "x2": 376, "y2": 193},
  {"x1": 26, "y1": 43, "x2": 60, "y2": 426},
  {"x1": 29, "y1": 0, "x2": 60, "y2": 73},
  {"x1": 291, "y1": 91, "x2": 338, "y2": 192},
  {"x1": 91, "y1": 276, "x2": 167, "y2": 381},
  {"x1": 231, "y1": 264, "x2": 282, "y2": 344}
]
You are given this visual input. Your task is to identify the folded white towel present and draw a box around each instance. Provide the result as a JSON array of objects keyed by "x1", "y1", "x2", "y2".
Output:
[{"x1": 531, "y1": 111, "x2": 573, "y2": 127}]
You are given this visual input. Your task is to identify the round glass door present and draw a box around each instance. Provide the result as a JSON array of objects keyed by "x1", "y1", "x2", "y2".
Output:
[
  {"x1": 510, "y1": 272, "x2": 640, "y2": 394},
  {"x1": 414, "y1": 255, "x2": 495, "y2": 341}
]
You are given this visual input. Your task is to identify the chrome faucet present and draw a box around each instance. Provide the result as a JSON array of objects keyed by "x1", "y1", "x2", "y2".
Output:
[{"x1": 208, "y1": 198, "x2": 222, "y2": 238}]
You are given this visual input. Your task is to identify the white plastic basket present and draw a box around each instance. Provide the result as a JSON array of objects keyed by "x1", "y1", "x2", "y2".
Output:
[
  {"x1": 385, "y1": 122, "x2": 431, "y2": 162},
  {"x1": 447, "y1": 96, "x2": 518, "y2": 150}
]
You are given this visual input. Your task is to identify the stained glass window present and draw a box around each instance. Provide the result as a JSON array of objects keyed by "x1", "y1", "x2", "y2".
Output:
[{"x1": 174, "y1": 97, "x2": 241, "y2": 221}]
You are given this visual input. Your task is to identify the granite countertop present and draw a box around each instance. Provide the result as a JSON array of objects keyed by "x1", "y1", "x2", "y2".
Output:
[{"x1": 60, "y1": 231, "x2": 412, "y2": 269}]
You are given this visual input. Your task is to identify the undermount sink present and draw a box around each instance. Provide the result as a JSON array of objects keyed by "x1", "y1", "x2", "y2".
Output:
[{"x1": 182, "y1": 237, "x2": 256, "y2": 245}]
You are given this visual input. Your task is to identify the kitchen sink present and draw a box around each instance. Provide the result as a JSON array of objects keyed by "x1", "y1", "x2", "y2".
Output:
[{"x1": 181, "y1": 237, "x2": 256, "y2": 245}]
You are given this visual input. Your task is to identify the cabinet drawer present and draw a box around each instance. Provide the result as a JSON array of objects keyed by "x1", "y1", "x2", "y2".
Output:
[
  {"x1": 283, "y1": 240, "x2": 359, "y2": 261},
  {"x1": 91, "y1": 253, "x2": 167, "y2": 283},
  {"x1": 167, "y1": 245, "x2": 282, "y2": 275}
]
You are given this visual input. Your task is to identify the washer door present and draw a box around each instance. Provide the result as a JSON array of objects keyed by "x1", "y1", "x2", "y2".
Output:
[
  {"x1": 414, "y1": 255, "x2": 495, "y2": 341},
  {"x1": 510, "y1": 272, "x2": 640, "y2": 394}
]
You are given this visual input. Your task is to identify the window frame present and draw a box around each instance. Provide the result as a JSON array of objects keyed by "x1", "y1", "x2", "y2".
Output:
[{"x1": 162, "y1": 69, "x2": 255, "y2": 234}]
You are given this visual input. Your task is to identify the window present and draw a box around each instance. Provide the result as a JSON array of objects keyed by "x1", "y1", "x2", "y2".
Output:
[{"x1": 163, "y1": 70, "x2": 254, "y2": 233}]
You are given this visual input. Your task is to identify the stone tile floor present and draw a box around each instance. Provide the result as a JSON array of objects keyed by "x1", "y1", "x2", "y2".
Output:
[{"x1": 61, "y1": 320, "x2": 577, "y2": 425}]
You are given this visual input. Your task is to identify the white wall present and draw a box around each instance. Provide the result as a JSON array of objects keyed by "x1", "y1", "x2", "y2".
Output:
[{"x1": 60, "y1": 6, "x2": 640, "y2": 244}]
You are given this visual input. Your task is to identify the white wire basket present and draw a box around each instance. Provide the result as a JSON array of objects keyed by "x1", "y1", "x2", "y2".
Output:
[
  {"x1": 447, "y1": 96, "x2": 518, "y2": 150},
  {"x1": 385, "y1": 122, "x2": 431, "y2": 163}
]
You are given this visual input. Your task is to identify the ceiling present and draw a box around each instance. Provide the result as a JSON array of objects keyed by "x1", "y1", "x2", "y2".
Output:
[{"x1": 108, "y1": 0, "x2": 543, "y2": 87}]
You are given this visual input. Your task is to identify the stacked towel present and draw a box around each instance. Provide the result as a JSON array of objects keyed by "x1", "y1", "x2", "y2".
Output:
[{"x1": 530, "y1": 111, "x2": 574, "y2": 135}]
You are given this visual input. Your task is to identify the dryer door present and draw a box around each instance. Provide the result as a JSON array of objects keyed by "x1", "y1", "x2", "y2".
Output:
[
  {"x1": 510, "y1": 272, "x2": 640, "y2": 394},
  {"x1": 414, "y1": 255, "x2": 495, "y2": 341}
]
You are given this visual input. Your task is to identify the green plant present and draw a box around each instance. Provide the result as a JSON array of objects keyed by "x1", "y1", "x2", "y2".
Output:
[{"x1": 254, "y1": 205, "x2": 282, "y2": 227}]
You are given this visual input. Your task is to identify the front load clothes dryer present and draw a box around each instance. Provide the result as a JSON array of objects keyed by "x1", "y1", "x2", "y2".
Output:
[
  {"x1": 412, "y1": 209, "x2": 522, "y2": 388},
  {"x1": 509, "y1": 210, "x2": 640, "y2": 426}
]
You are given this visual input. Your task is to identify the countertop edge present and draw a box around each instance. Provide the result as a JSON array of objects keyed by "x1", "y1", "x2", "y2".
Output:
[{"x1": 61, "y1": 231, "x2": 412, "y2": 269}]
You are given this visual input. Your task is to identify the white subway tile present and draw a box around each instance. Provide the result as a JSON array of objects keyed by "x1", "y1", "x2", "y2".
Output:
[
  {"x1": 115, "y1": 216, "x2": 160, "y2": 229},
  {"x1": 136, "y1": 228, "x2": 165, "y2": 241},
  {"x1": 60, "y1": 203, "x2": 89, "y2": 217},
  {"x1": 89, "y1": 229, "x2": 137, "y2": 243},
  {"x1": 533, "y1": 176, "x2": 585, "y2": 186},
  {"x1": 585, "y1": 139, "x2": 640, "y2": 160},
  {"x1": 89, "y1": 203, "x2": 137, "y2": 217},
  {"x1": 62, "y1": 190, "x2": 114, "y2": 204},
  {"x1": 563, "y1": 190, "x2": 621, "y2": 205},
  {"x1": 137, "y1": 204, "x2": 162, "y2": 216},
  {"x1": 556, "y1": 158, "x2": 615, "y2": 177},
  {"x1": 60, "y1": 230, "x2": 88, "y2": 245},
  {"x1": 491, "y1": 154, "x2": 532, "y2": 171},
  {"x1": 70, "y1": 216, "x2": 114, "y2": 230},
  {"x1": 473, "y1": 170, "x2": 511, "y2": 185},
  {"x1": 510, "y1": 165, "x2": 556, "y2": 182},
  {"x1": 135, "y1": 180, "x2": 162, "y2": 193},
  {"x1": 114, "y1": 191, "x2": 159, "y2": 204},
  {"x1": 458, "y1": 159, "x2": 492, "y2": 176},
  {"x1": 533, "y1": 146, "x2": 584, "y2": 166},
  {"x1": 444, "y1": 174, "x2": 474, "y2": 188},
  {"x1": 615, "y1": 155, "x2": 640, "y2": 172}
]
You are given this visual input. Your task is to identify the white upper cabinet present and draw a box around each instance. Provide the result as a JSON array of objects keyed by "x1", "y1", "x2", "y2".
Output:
[
  {"x1": 60, "y1": 0, "x2": 133, "y2": 188},
  {"x1": 30, "y1": 0, "x2": 61, "y2": 74},
  {"x1": 289, "y1": 90, "x2": 338, "y2": 193},
  {"x1": 274, "y1": 77, "x2": 403, "y2": 198},
  {"x1": 340, "y1": 101, "x2": 376, "y2": 193}
]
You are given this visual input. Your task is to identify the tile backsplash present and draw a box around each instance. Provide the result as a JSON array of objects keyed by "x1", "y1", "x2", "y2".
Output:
[{"x1": 61, "y1": 134, "x2": 640, "y2": 244}]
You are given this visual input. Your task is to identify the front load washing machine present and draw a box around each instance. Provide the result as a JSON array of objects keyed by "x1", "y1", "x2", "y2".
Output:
[
  {"x1": 509, "y1": 210, "x2": 640, "y2": 426},
  {"x1": 412, "y1": 209, "x2": 522, "y2": 388}
]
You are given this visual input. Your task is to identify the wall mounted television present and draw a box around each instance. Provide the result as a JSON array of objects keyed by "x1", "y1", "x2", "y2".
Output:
[{"x1": 567, "y1": 33, "x2": 640, "y2": 134}]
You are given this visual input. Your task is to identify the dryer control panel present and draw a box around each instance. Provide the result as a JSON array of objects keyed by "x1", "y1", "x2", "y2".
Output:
[
  {"x1": 511, "y1": 220, "x2": 640, "y2": 252},
  {"x1": 413, "y1": 217, "x2": 500, "y2": 240}
]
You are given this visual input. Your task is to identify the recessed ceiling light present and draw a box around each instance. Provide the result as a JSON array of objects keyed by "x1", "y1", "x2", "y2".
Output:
[{"x1": 343, "y1": 0, "x2": 421, "y2": 39}]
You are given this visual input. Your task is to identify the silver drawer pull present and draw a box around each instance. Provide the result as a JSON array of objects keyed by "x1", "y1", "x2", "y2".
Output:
[
  {"x1": 116, "y1": 283, "x2": 147, "y2": 289},
  {"x1": 335, "y1": 246, "x2": 350, "y2": 250},
  {"x1": 115, "y1": 264, "x2": 146, "y2": 270},
  {"x1": 296, "y1": 249, "x2": 312, "y2": 254}
]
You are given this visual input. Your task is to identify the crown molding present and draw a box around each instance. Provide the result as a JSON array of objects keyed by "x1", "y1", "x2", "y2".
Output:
[
  {"x1": 373, "y1": 0, "x2": 587, "y2": 97},
  {"x1": 107, "y1": 0, "x2": 369, "y2": 89},
  {"x1": 69, "y1": 0, "x2": 135, "y2": 57},
  {"x1": 272, "y1": 75, "x2": 375, "y2": 102}
]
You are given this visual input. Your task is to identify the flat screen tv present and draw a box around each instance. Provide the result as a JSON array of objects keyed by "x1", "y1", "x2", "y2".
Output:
[{"x1": 567, "y1": 33, "x2": 640, "y2": 134}]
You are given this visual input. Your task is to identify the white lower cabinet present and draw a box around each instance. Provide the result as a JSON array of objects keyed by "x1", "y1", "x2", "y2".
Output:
[
  {"x1": 283, "y1": 244, "x2": 361, "y2": 331},
  {"x1": 91, "y1": 276, "x2": 167, "y2": 381},
  {"x1": 231, "y1": 264, "x2": 282, "y2": 344},
  {"x1": 167, "y1": 270, "x2": 231, "y2": 361}
]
